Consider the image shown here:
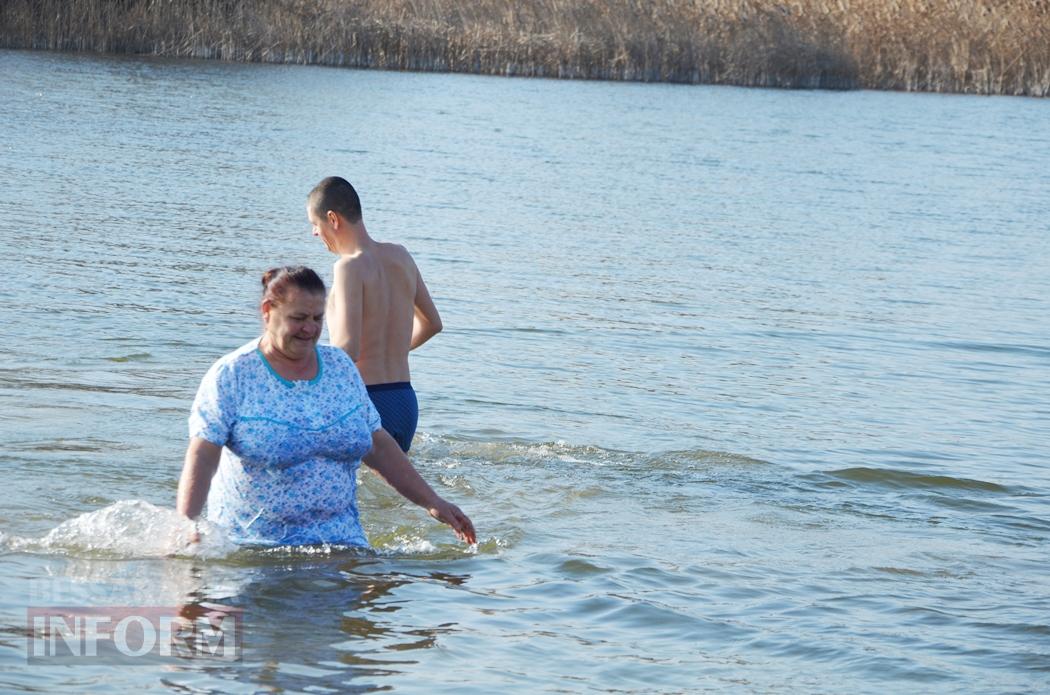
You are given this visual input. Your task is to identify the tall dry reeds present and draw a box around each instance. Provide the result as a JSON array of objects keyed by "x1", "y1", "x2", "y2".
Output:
[{"x1": 1, "y1": 0, "x2": 1047, "y2": 95}]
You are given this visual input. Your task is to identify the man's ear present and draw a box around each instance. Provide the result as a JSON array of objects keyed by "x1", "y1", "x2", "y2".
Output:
[{"x1": 327, "y1": 210, "x2": 339, "y2": 228}]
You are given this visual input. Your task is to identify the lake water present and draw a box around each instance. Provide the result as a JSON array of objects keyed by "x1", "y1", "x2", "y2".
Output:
[{"x1": 0, "y1": 48, "x2": 1048, "y2": 692}]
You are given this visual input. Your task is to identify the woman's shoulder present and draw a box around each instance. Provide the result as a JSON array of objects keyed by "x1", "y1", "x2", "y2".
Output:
[
  {"x1": 218, "y1": 338, "x2": 261, "y2": 365},
  {"x1": 204, "y1": 338, "x2": 263, "y2": 380}
]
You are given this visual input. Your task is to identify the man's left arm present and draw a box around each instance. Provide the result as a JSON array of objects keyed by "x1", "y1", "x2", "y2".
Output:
[{"x1": 410, "y1": 264, "x2": 442, "y2": 350}]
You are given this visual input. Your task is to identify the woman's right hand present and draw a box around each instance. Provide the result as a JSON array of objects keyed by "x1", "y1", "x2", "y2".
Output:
[{"x1": 428, "y1": 499, "x2": 477, "y2": 545}]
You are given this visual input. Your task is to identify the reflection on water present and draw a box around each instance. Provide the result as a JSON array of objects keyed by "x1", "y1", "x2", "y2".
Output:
[
  {"x1": 9, "y1": 547, "x2": 475, "y2": 692},
  {"x1": 178, "y1": 559, "x2": 479, "y2": 692}
]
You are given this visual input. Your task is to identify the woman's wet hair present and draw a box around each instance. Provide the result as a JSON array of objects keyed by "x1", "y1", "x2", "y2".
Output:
[
  {"x1": 261, "y1": 265, "x2": 326, "y2": 306},
  {"x1": 308, "y1": 176, "x2": 362, "y2": 223}
]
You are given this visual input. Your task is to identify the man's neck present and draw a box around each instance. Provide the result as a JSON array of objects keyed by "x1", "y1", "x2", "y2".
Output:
[{"x1": 334, "y1": 221, "x2": 375, "y2": 256}]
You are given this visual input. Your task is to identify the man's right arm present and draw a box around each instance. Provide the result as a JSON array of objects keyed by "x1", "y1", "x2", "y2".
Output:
[
  {"x1": 329, "y1": 257, "x2": 365, "y2": 361},
  {"x1": 410, "y1": 264, "x2": 442, "y2": 350}
]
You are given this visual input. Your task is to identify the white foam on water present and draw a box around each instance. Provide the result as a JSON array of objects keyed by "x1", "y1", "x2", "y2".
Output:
[
  {"x1": 5, "y1": 500, "x2": 238, "y2": 559},
  {"x1": 378, "y1": 536, "x2": 439, "y2": 555}
]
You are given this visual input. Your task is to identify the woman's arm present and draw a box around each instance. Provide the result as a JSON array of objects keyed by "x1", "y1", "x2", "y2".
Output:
[
  {"x1": 362, "y1": 429, "x2": 476, "y2": 544},
  {"x1": 176, "y1": 437, "x2": 222, "y2": 520}
]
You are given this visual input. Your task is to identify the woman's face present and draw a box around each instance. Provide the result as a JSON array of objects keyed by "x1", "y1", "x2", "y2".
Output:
[{"x1": 262, "y1": 287, "x2": 325, "y2": 359}]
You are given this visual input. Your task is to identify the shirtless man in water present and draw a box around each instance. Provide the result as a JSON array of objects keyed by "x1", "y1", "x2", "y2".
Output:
[{"x1": 308, "y1": 176, "x2": 442, "y2": 452}]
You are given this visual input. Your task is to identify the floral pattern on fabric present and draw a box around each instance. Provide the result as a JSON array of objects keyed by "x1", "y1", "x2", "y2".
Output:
[{"x1": 189, "y1": 339, "x2": 382, "y2": 547}]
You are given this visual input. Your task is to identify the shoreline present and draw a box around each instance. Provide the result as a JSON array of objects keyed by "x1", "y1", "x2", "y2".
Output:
[{"x1": 2, "y1": 0, "x2": 1048, "y2": 97}]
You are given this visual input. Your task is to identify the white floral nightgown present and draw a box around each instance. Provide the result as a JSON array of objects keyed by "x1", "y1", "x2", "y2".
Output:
[{"x1": 189, "y1": 339, "x2": 382, "y2": 547}]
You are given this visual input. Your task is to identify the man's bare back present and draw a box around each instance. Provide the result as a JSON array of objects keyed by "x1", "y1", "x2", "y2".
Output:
[{"x1": 329, "y1": 242, "x2": 438, "y2": 385}]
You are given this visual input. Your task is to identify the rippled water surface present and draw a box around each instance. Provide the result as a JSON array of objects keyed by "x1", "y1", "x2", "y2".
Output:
[{"x1": 1, "y1": 49, "x2": 1048, "y2": 693}]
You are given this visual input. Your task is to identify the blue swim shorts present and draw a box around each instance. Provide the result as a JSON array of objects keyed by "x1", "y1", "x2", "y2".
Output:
[{"x1": 366, "y1": 382, "x2": 419, "y2": 453}]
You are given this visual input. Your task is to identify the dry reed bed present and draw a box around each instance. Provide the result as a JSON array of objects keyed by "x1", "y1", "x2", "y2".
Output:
[{"x1": 1, "y1": 0, "x2": 1048, "y2": 95}]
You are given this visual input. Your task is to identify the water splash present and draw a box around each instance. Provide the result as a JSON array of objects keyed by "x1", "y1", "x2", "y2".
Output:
[
  {"x1": 3, "y1": 500, "x2": 237, "y2": 559},
  {"x1": 378, "y1": 536, "x2": 439, "y2": 556}
]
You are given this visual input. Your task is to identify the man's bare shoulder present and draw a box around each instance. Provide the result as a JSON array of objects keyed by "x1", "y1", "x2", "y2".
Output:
[
  {"x1": 378, "y1": 241, "x2": 411, "y2": 257},
  {"x1": 332, "y1": 252, "x2": 371, "y2": 277},
  {"x1": 377, "y1": 242, "x2": 417, "y2": 270}
]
